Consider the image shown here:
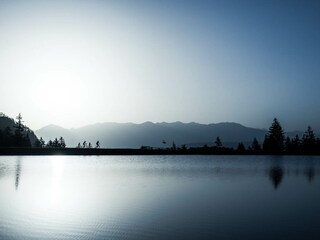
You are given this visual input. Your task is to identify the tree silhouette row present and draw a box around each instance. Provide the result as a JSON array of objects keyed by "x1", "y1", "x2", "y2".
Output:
[
  {"x1": 213, "y1": 118, "x2": 320, "y2": 154},
  {"x1": 2, "y1": 113, "x2": 320, "y2": 154},
  {"x1": 35, "y1": 137, "x2": 66, "y2": 148}
]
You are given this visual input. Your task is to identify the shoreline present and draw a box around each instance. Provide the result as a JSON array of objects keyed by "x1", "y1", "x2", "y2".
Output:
[{"x1": 0, "y1": 148, "x2": 320, "y2": 156}]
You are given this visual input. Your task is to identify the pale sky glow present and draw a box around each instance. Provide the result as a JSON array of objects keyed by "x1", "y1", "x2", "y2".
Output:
[{"x1": 0, "y1": 0, "x2": 319, "y2": 130}]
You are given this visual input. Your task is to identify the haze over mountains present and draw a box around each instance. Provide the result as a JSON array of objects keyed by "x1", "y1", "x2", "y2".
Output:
[
  {"x1": 0, "y1": 112, "x2": 307, "y2": 149},
  {"x1": 35, "y1": 121, "x2": 304, "y2": 149}
]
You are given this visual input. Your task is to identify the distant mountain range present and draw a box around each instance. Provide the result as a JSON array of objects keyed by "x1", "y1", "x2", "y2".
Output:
[{"x1": 35, "y1": 121, "x2": 304, "y2": 148}]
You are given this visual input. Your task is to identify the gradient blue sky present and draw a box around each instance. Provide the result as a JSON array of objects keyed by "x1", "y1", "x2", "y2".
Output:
[{"x1": 0, "y1": 0, "x2": 319, "y2": 131}]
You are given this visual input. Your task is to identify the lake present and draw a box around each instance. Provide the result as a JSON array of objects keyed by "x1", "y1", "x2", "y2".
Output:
[{"x1": 0, "y1": 155, "x2": 320, "y2": 240}]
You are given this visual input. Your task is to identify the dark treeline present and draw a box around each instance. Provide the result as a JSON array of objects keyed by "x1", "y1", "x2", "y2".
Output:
[
  {"x1": 0, "y1": 113, "x2": 68, "y2": 149},
  {"x1": 37, "y1": 137, "x2": 66, "y2": 149},
  {"x1": 142, "y1": 118, "x2": 320, "y2": 155},
  {"x1": 0, "y1": 113, "x2": 32, "y2": 147},
  {"x1": 1, "y1": 113, "x2": 320, "y2": 154},
  {"x1": 261, "y1": 118, "x2": 320, "y2": 154},
  {"x1": 0, "y1": 113, "x2": 99, "y2": 149}
]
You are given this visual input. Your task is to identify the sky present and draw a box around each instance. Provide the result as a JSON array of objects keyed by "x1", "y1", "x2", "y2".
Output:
[{"x1": 0, "y1": 0, "x2": 319, "y2": 131}]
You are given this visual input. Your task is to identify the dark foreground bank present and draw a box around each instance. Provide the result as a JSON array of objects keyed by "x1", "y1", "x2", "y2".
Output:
[
  {"x1": 0, "y1": 147, "x2": 236, "y2": 155},
  {"x1": 1, "y1": 147, "x2": 320, "y2": 155}
]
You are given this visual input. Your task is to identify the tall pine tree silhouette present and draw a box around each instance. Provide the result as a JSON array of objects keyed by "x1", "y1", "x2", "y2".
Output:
[
  {"x1": 263, "y1": 118, "x2": 285, "y2": 153},
  {"x1": 14, "y1": 113, "x2": 31, "y2": 147},
  {"x1": 302, "y1": 126, "x2": 316, "y2": 152}
]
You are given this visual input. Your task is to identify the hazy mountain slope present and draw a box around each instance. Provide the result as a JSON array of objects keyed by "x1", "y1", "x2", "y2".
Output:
[
  {"x1": 0, "y1": 114, "x2": 38, "y2": 145},
  {"x1": 35, "y1": 124, "x2": 78, "y2": 144},
  {"x1": 0, "y1": 116, "x2": 16, "y2": 130},
  {"x1": 36, "y1": 121, "x2": 270, "y2": 148}
]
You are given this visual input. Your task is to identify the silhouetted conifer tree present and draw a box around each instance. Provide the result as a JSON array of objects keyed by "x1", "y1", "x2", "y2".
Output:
[
  {"x1": 285, "y1": 137, "x2": 292, "y2": 152},
  {"x1": 291, "y1": 134, "x2": 301, "y2": 152},
  {"x1": 14, "y1": 113, "x2": 24, "y2": 146},
  {"x1": 53, "y1": 138, "x2": 59, "y2": 148},
  {"x1": 59, "y1": 137, "x2": 66, "y2": 148},
  {"x1": 44, "y1": 137, "x2": 66, "y2": 148},
  {"x1": 251, "y1": 137, "x2": 261, "y2": 151},
  {"x1": 263, "y1": 118, "x2": 285, "y2": 153},
  {"x1": 302, "y1": 126, "x2": 316, "y2": 152},
  {"x1": 47, "y1": 140, "x2": 53, "y2": 148},
  {"x1": 39, "y1": 137, "x2": 45, "y2": 148},
  {"x1": 215, "y1": 136, "x2": 222, "y2": 147},
  {"x1": 34, "y1": 139, "x2": 42, "y2": 148},
  {"x1": 88, "y1": 142, "x2": 92, "y2": 148},
  {"x1": 12, "y1": 113, "x2": 31, "y2": 147},
  {"x1": 237, "y1": 142, "x2": 246, "y2": 152},
  {"x1": 172, "y1": 141, "x2": 176, "y2": 150}
]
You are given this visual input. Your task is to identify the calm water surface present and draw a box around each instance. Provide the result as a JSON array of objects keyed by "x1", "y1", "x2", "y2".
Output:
[{"x1": 0, "y1": 155, "x2": 320, "y2": 240}]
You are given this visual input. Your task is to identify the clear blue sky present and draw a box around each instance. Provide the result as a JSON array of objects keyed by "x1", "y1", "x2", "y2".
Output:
[{"x1": 0, "y1": 0, "x2": 319, "y2": 131}]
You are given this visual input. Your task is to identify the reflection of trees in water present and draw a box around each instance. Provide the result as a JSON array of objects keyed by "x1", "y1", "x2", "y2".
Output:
[
  {"x1": 0, "y1": 165, "x2": 7, "y2": 178},
  {"x1": 269, "y1": 165, "x2": 316, "y2": 188},
  {"x1": 305, "y1": 167, "x2": 315, "y2": 183},
  {"x1": 15, "y1": 158, "x2": 21, "y2": 190},
  {"x1": 269, "y1": 166, "x2": 283, "y2": 189}
]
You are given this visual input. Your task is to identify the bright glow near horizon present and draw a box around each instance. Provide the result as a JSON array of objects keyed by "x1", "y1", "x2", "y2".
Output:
[{"x1": 0, "y1": 0, "x2": 320, "y2": 131}]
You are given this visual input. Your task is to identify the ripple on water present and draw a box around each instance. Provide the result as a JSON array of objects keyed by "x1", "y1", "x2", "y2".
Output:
[{"x1": 0, "y1": 155, "x2": 320, "y2": 240}]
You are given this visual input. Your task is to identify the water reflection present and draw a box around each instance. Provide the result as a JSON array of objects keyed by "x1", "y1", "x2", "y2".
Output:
[
  {"x1": 1, "y1": 156, "x2": 318, "y2": 191},
  {"x1": 268, "y1": 165, "x2": 316, "y2": 189},
  {"x1": 0, "y1": 163, "x2": 7, "y2": 178},
  {"x1": 15, "y1": 158, "x2": 21, "y2": 190},
  {"x1": 269, "y1": 166, "x2": 284, "y2": 189},
  {"x1": 1, "y1": 156, "x2": 320, "y2": 240},
  {"x1": 305, "y1": 167, "x2": 315, "y2": 183}
]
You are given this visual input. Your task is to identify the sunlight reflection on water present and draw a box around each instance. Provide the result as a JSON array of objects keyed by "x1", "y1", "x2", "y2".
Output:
[{"x1": 0, "y1": 155, "x2": 320, "y2": 240}]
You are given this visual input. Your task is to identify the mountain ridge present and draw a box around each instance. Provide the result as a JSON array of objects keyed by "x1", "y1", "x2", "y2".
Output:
[
  {"x1": 35, "y1": 121, "x2": 307, "y2": 149},
  {"x1": 35, "y1": 121, "x2": 278, "y2": 148}
]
